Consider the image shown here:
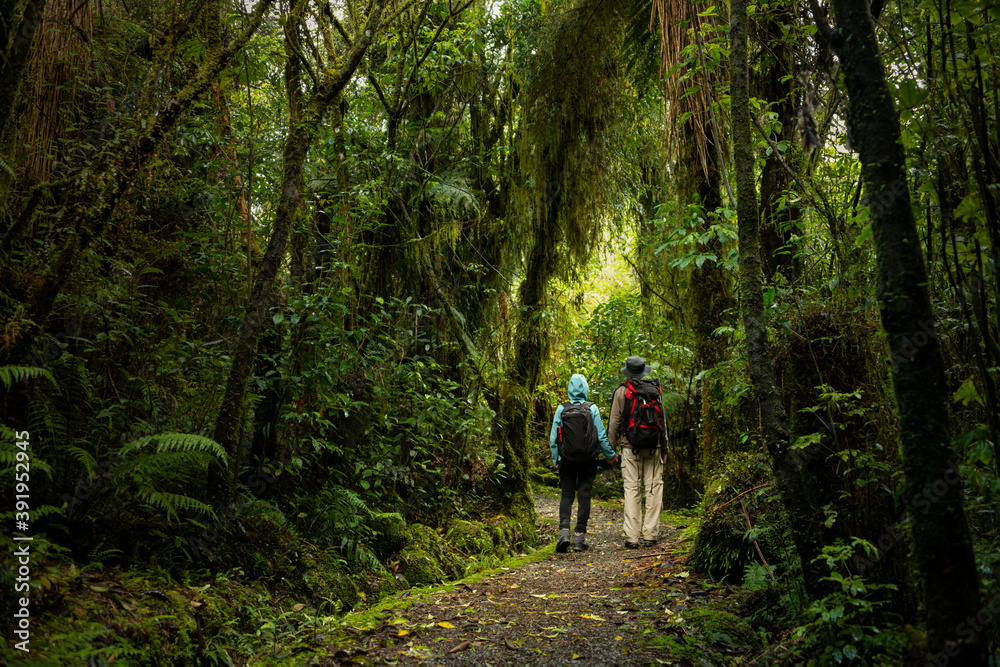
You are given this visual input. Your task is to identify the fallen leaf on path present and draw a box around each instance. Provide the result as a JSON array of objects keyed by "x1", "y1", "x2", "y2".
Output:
[
  {"x1": 572, "y1": 654, "x2": 585, "y2": 659},
  {"x1": 437, "y1": 621, "x2": 455, "y2": 628},
  {"x1": 580, "y1": 614, "x2": 606, "y2": 621},
  {"x1": 397, "y1": 629, "x2": 409, "y2": 637},
  {"x1": 447, "y1": 640, "x2": 471, "y2": 654},
  {"x1": 503, "y1": 639, "x2": 519, "y2": 650}
]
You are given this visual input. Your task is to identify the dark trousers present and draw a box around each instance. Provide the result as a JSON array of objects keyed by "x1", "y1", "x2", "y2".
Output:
[{"x1": 559, "y1": 460, "x2": 598, "y2": 532}]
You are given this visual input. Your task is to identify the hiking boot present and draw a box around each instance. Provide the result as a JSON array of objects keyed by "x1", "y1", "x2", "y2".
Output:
[
  {"x1": 556, "y1": 528, "x2": 571, "y2": 553},
  {"x1": 572, "y1": 531, "x2": 589, "y2": 552},
  {"x1": 640, "y1": 538, "x2": 658, "y2": 548},
  {"x1": 624, "y1": 540, "x2": 639, "y2": 549}
]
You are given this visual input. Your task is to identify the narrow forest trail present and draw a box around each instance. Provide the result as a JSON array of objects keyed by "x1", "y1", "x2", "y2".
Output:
[{"x1": 322, "y1": 491, "x2": 759, "y2": 665}]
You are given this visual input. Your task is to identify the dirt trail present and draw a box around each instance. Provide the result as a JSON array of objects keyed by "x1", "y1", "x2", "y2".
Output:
[{"x1": 326, "y1": 493, "x2": 745, "y2": 665}]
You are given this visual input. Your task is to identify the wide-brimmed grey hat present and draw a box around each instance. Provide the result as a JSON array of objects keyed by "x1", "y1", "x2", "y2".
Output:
[{"x1": 621, "y1": 356, "x2": 651, "y2": 378}]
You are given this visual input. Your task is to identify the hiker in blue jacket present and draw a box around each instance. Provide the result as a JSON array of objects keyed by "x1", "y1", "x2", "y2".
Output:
[{"x1": 549, "y1": 374, "x2": 617, "y2": 553}]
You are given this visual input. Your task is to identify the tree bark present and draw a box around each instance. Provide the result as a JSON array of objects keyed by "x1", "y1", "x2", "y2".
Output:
[
  {"x1": 731, "y1": 0, "x2": 826, "y2": 600},
  {"x1": 209, "y1": 0, "x2": 385, "y2": 503},
  {"x1": 816, "y1": 0, "x2": 984, "y2": 661},
  {"x1": 684, "y1": 119, "x2": 734, "y2": 372},
  {"x1": 0, "y1": 0, "x2": 47, "y2": 198}
]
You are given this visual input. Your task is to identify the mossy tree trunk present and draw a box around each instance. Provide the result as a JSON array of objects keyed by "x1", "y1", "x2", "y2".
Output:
[
  {"x1": 731, "y1": 0, "x2": 827, "y2": 600},
  {"x1": 815, "y1": 0, "x2": 984, "y2": 661},
  {"x1": 0, "y1": 0, "x2": 47, "y2": 199},
  {"x1": 209, "y1": 1, "x2": 385, "y2": 504},
  {"x1": 493, "y1": 141, "x2": 568, "y2": 518}
]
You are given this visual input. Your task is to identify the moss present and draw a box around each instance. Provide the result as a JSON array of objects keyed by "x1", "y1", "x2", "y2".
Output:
[
  {"x1": 398, "y1": 523, "x2": 461, "y2": 585},
  {"x1": 528, "y1": 466, "x2": 559, "y2": 488},
  {"x1": 399, "y1": 549, "x2": 447, "y2": 586},
  {"x1": 690, "y1": 452, "x2": 787, "y2": 582},
  {"x1": 445, "y1": 519, "x2": 493, "y2": 555},
  {"x1": 683, "y1": 606, "x2": 761, "y2": 649},
  {"x1": 486, "y1": 512, "x2": 534, "y2": 552}
]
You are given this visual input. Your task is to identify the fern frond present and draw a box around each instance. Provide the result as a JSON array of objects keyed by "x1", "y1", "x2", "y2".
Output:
[
  {"x1": 66, "y1": 445, "x2": 97, "y2": 480},
  {"x1": 340, "y1": 538, "x2": 388, "y2": 575},
  {"x1": 134, "y1": 488, "x2": 218, "y2": 522},
  {"x1": 113, "y1": 451, "x2": 211, "y2": 488},
  {"x1": 0, "y1": 365, "x2": 57, "y2": 389},
  {"x1": 119, "y1": 432, "x2": 227, "y2": 464},
  {"x1": 0, "y1": 435, "x2": 55, "y2": 477},
  {"x1": 0, "y1": 504, "x2": 65, "y2": 523}
]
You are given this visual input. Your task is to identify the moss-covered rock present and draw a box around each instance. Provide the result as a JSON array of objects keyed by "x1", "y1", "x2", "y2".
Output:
[
  {"x1": 683, "y1": 606, "x2": 761, "y2": 649},
  {"x1": 445, "y1": 519, "x2": 493, "y2": 555},
  {"x1": 398, "y1": 523, "x2": 463, "y2": 585},
  {"x1": 529, "y1": 466, "x2": 559, "y2": 488},
  {"x1": 399, "y1": 549, "x2": 447, "y2": 586}
]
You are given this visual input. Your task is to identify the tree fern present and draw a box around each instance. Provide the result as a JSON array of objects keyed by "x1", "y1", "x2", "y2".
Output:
[{"x1": 0, "y1": 365, "x2": 56, "y2": 389}]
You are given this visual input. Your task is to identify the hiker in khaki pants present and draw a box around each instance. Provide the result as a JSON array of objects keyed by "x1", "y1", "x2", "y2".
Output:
[{"x1": 608, "y1": 356, "x2": 668, "y2": 549}]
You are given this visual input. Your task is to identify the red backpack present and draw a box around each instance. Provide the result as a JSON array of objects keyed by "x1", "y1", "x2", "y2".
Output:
[{"x1": 620, "y1": 378, "x2": 663, "y2": 454}]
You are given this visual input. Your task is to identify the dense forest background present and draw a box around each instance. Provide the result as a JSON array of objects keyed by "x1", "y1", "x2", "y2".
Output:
[{"x1": 1, "y1": 0, "x2": 998, "y2": 663}]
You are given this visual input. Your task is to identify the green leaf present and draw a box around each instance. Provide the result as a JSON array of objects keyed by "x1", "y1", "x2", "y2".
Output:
[{"x1": 953, "y1": 377, "x2": 984, "y2": 407}]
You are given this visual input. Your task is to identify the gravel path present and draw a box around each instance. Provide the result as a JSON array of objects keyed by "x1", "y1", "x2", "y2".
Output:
[{"x1": 326, "y1": 491, "x2": 737, "y2": 665}]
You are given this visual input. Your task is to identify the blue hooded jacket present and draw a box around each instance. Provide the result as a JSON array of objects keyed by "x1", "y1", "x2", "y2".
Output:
[{"x1": 548, "y1": 374, "x2": 616, "y2": 466}]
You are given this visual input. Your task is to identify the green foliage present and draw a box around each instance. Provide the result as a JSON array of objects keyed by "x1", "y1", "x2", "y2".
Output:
[
  {"x1": 111, "y1": 433, "x2": 226, "y2": 521},
  {"x1": 0, "y1": 365, "x2": 56, "y2": 389},
  {"x1": 792, "y1": 541, "x2": 910, "y2": 665},
  {"x1": 690, "y1": 452, "x2": 791, "y2": 583}
]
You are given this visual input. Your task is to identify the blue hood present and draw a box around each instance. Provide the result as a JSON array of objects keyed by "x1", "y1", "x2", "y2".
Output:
[{"x1": 567, "y1": 374, "x2": 590, "y2": 403}]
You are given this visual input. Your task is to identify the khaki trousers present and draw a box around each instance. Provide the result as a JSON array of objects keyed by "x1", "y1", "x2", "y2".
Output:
[{"x1": 621, "y1": 447, "x2": 664, "y2": 543}]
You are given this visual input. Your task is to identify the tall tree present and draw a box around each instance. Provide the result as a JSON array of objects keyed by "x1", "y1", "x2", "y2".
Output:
[
  {"x1": 210, "y1": 0, "x2": 387, "y2": 502},
  {"x1": 812, "y1": 0, "x2": 985, "y2": 661},
  {"x1": 730, "y1": 0, "x2": 826, "y2": 600}
]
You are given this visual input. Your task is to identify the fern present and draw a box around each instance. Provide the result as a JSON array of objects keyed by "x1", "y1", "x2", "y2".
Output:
[
  {"x1": 134, "y1": 489, "x2": 217, "y2": 522},
  {"x1": 0, "y1": 365, "x2": 56, "y2": 389},
  {"x1": 340, "y1": 536, "x2": 388, "y2": 575},
  {"x1": 66, "y1": 444, "x2": 97, "y2": 480},
  {"x1": 119, "y1": 432, "x2": 227, "y2": 463},
  {"x1": 743, "y1": 562, "x2": 773, "y2": 591},
  {"x1": 111, "y1": 432, "x2": 227, "y2": 522}
]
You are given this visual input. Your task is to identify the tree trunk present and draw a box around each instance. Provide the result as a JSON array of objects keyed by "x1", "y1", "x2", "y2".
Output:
[
  {"x1": 684, "y1": 119, "x2": 734, "y2": 372},
  {"x1": 756, "y1": 0, "x2": 801, "y2": 282},
  {"x1": 0, "y1": 0, "x2": 47, "y2": 199},
  {"x1": 209, "y1": 0, "x2": 385, "y2": 503},
  {"x1": 493, "y1": 140, "x2": 568, "y2": 518},
  {"x1": 17, "y1": 0, "x2": 93, "y2": 186},
  {"x1": 731, "y1": 0, "x2": 826, "y2": 600},
  {"x1": 817, "y1": 0, "x2": 985, "y2": 661}
]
